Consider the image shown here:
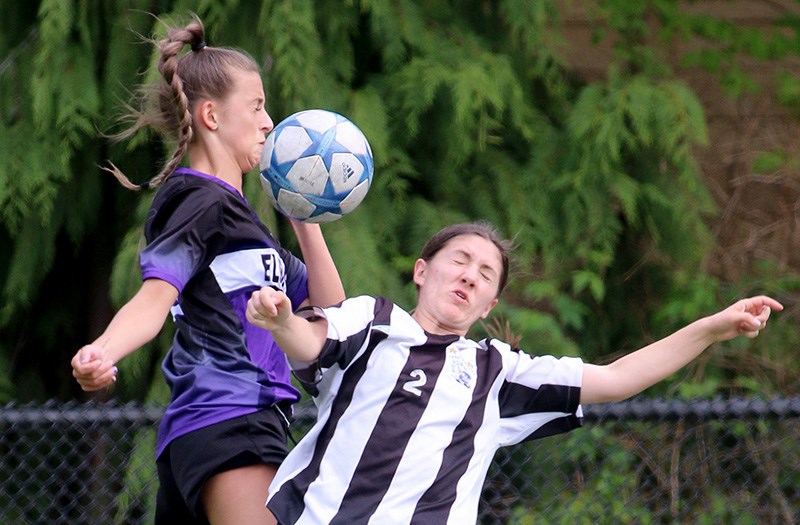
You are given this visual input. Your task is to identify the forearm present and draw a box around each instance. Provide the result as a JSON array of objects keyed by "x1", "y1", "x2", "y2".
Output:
[
  {"x1": 73, "y1": 279, "x2": 176, "y2": 391},
  {"x1": 247, "y1": 285, "x2": 329, "y2": 362},
  {"x1": 613, "y1": 317, "x2": 714, "y2": 384},
  {"x1": 269, "y1": 313, "x2": 328, "y2": 363},
  {"x1": 97, "y1": 278, "x2": 177, "y2": 363},
  {"x1": 291, "y1": 221, "x2": 345, "y2": 306},
  {"x1": 581, "y1": 317, "x2": 716, "y2": 403},
  {"x1": 580, "y1": 295, "x2": 781, "y2": 404},
  {"x1": 93, "y1": 300, "x2": 169, "y2": 363}
]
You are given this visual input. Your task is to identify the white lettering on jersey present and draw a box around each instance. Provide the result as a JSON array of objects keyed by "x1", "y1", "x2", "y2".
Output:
[
  {"x1": 402, "y1": 369, "x2": 427, "y2": 396},
  {"x1": 210, "y1": 248, "x2": 286, "y2": 293},
  {"x1": 261, "y1": 251, "x2": 287, "y2": 289}
]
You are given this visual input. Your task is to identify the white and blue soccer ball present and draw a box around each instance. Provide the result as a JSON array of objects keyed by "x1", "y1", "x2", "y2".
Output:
[{"x1": 259, "y1": 109, "x2": 374, "y2": 223}]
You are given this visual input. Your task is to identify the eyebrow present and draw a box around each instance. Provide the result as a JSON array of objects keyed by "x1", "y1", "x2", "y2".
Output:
[{"x1": 453, "y1": 248, "x2": 499, "y2": 278}]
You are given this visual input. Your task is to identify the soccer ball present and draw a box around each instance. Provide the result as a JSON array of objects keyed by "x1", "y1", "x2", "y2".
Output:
[{"x1": 259, "y1": 109, "x2": 374, "y2": 223}]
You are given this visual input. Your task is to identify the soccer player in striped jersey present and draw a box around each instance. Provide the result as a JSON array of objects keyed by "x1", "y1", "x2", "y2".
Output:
[{"x1": 246, "y1": 221, "x2": 781, "y2": 525}]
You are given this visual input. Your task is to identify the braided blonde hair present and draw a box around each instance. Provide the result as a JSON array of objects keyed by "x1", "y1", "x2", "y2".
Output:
[{"x1": 106, "y1": 14, "x2": 261, "y2": 190}]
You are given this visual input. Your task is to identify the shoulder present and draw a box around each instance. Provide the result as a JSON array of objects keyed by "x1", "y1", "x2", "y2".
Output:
[
  {"x1": 152, "y1": 172, "x2": 230, "y2": 209},
  {"x1": 479, "y1": 337, "x2": 514, "y2": 354},
  {"x1": 147, "y1": 173, "x2": 256, "y2": 235},
  {"x1": 335, "y1": 295, "x2": 381, "y2": 315},
  {"x1": 337, "y1": 295, "x2": 393, "y2": 308},
  {"x1": 481, "y1": 338, "x2": 580, "y2": 370},
  {"x1": 146, "y1": 180, "x2": 224, "y2": 237},
  {"x1": 358, "y1": 295, "x2": 409, "y2": 322},
  {"x1": 323, "y1": 295, "x2": 404, "y2": 328}
]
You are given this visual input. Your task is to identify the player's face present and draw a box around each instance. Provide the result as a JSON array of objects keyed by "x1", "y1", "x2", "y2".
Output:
[
  {"x1": 412, "y1": 234, "x2": 501, "y2": 336},
  {"x1": 215, "y1": 69, "x2": 274, "y2": 173}
]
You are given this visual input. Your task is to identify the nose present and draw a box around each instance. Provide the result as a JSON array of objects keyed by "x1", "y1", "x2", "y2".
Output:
[
  {"x1": 261, "y1": 110, "x2": 274, "y2": 134},
  {"x1": 460, "y1": 267, "x2": 478, "y2": 287}
]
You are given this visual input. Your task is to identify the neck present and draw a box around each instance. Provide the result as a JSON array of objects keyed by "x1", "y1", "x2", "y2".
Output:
[
  {"x1": 188, "y1": 147, "x2": 243, "y2": 194},
  {"x1": 411, "y1": 310, "x2": 467, "y2": 337}
]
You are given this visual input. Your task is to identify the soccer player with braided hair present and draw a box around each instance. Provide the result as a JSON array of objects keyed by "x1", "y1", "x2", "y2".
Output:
[{"x1": 71, "y1": 14, "x2": 344, "y2": 524}]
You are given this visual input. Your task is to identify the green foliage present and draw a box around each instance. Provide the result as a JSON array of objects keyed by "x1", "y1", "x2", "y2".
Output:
[
  {"x1": 1, "y1": 0, "x2": 798, "y2": 403},
  {"x1": 694, "y1": 494, "x2": 759, "y2": 525},
  {"x1": 113, "y1": 427, "x2": 157, "y2": 524},
  {"x1": 502, "y1": 417, "x2": 796, "y2": 524},
  {"x1": 506, "y1": 425, "x2": 654, "y2": 524},
  {"x1": 1, "y1": 1, "x2": 798, "y2": 522},
  {"x1": 0, "y1": 350, "x2": 14, "y2": 403},
  {"x1": 752, "y1": 149, "x2": 793, "y2": 173}
]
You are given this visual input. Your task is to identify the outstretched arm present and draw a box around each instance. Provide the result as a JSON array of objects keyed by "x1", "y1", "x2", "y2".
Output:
[
  {"x1": 580, "y1": 295, "x2": 783, "y2": 404},
  {"x1": 290, "y1": 221, "x2": 345, "y2": 308},
  {"x1": 71, "y1": 278, "x2": 178, "y2": 391},
  {"x1": 247, "y1": 286, "x2": 328, "y2": 363}
]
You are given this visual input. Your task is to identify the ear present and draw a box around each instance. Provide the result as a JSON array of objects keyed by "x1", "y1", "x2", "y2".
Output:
[
  {"x1": 196, "y1": 99, "x2": 218, "y2": 131},
  {"x1": 479, "y1": 298, "x2": 499, "y2": 320},
  {"x1": 412, "y1": 259, "x2": 427, "y2": 288}
]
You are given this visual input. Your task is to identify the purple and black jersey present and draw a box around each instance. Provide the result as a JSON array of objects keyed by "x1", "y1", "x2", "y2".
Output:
[{"x1": 140, "y1": 167, "x2": 308, "y2": 457}]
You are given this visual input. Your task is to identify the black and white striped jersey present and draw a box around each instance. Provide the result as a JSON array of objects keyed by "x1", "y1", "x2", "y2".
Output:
[{"x1": 268, "y1": 295, "x2": 584, "y2": 525}]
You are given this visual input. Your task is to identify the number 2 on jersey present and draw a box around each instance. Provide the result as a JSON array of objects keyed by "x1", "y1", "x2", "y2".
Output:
[{"x1": 402, "y1": 369, "x2": 427, "y2": 396}]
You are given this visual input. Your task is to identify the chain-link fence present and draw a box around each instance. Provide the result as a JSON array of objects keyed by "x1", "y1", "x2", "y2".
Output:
[{"x1": 1, "y1": 397, "x2": 798, "y2": 524}]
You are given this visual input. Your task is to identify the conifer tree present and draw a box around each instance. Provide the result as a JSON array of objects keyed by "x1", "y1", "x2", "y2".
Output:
[{"x1": 0, "y1": 0, "x2": 796, "y2": 405}]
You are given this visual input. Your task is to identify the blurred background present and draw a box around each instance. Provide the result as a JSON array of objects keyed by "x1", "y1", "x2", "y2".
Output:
[
  {"x1": 0, "y1": 1, "x2": 799, "y2": 523},
  {"x1": 2, "y1": 0, "x2": 798, "y2": 406}
]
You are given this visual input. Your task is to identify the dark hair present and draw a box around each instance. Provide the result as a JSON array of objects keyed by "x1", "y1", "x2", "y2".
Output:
[
  {"x1": 418, "y1": 221, "x2": 512, "y2": 296},
  {"x1": 105, "y1": 14, "x2": 261, "y2": 190}
]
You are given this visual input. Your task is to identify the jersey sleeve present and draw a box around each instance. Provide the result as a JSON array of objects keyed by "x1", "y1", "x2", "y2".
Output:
[
  {"x1": 496, "y1": 344, "x2": 584, "y2": 446},
  {"x1": 279, "y1": 246, "x2": 309, "y2": 309},
  {"x1": 290, "y1": 296, "x2": 378, "y2": 395},
  {"x1": 140, "y1": 191, "x2": 224, "y2": 293}
]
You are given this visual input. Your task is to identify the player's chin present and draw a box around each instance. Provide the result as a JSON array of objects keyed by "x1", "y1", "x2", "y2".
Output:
[
  {"x1": 253, "y1": 147, "x2": 265, "y2": 165},
  {"x1": 242, "y1": 157, "x2": 259, "y2": 174}
]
